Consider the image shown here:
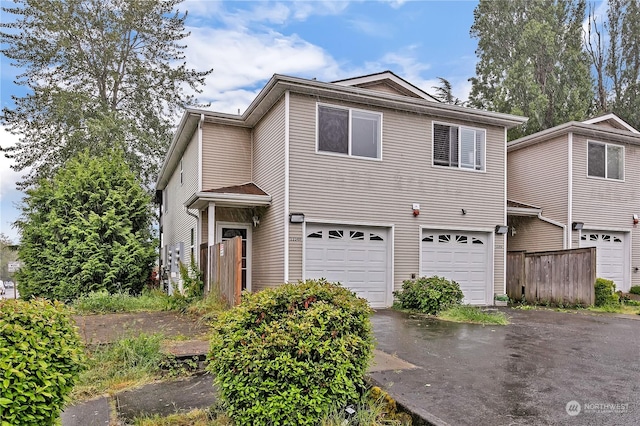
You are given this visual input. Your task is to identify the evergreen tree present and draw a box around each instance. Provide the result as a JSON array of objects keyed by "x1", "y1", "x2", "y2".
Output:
[
  {"x1": 469, "y1": 0, "x2": 594, "y2": 139},
  {"x1": 15, "y1": 150, "x2": 156, "y2": 301},
  {"x1": 0, "y1": 0, "x2": 211, "y2": 188}
]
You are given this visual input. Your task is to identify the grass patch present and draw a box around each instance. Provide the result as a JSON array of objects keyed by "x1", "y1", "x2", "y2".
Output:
[
  {"x1": 133, "y1": 408, "x2": 231, "y2": 426},
  {"x1": 438, "y1": 305, "x2": 509, "y2": 325},
  {"x1": 73, "y1": 289, "x2": 174, "y2": 314},
  {"x1": 185, "y1": 290, "x2": 230, "y2": 324},
  {"x1": 72, "y1": 333, "x2": 165, "y2": 400},
  {"x1": 587, "y1": 303, "x2": 640, "y2": 315}
]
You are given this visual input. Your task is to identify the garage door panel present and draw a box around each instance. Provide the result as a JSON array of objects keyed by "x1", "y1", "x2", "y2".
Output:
[
  {"x1": 579, "y1": 231, "x2": 627, "y2": 291},
  {"x1": 422, "y1": 230, "x2": 491, "y2": 305},
  {"x1": 305, "y1": 224, "x2": 390, "y2": 308}
]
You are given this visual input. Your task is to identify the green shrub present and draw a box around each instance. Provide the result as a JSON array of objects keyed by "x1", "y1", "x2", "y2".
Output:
[
  {"x1": 393, "y1": 276, "x2": 464, "y2": 314},
  {"x1": 0, "y1": 299, "x2": 86, "y2": 425},
  {"x1": 594, "y1": 278, "x2": 620, "y2": 307},
  {"x1": 629, "y1": 285, "x2": 640, "y2": 295},
  {"x1": 207, "y1": 279, "x2": 374, "y2": 426}
]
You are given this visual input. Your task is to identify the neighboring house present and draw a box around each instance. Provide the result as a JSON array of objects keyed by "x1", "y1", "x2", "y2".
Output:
[
  {"x1": 507, "y1": 113, "x2": 640, "y2": 292},
  {"x1": 156, "y1": 71, "x2": 526, "y2": 306}
]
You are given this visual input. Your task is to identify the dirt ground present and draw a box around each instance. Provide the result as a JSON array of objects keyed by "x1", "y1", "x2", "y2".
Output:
[{"x1": 74, "y1": 311, "x2": 211, "y2": 346}]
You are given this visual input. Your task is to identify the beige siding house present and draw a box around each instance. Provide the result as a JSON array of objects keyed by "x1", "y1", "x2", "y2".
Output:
[
  {"x1": 157, "y1": 71, "x2": 526, "y2": 306},
  {"x1": 507, "y1": 113, "x2": 640, "y2": 292}
]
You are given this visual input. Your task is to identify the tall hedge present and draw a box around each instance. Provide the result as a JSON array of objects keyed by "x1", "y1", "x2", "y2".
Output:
[
  {"x1": 207, "y1": 279, "x2": 374, "y2": 425},
  {"x1": 15, "y1": 149, "x2": 156, "y2": 301},
  {"x1": 0, "y1": 299, "x2": 86, "y2": 425}
]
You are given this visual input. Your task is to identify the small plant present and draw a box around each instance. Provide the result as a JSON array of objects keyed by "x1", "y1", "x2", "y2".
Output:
[
  {"x1": 0, "y1": 299, "x2": 86, "y2": 425},
  {"x1": 393, "y1": 276, "x2": 464, "y2": 314},
  {"x1": 629, "y1": 285, "x2": 640, "y2": 295},
  {"x1": 179, "y1": 261, "x2": 204, "y2": 299},
  {"x1": 494, "y1": 294, "x2": 509, "y2": 302},
  {"x1": 207, "y1": 279, "x2": 374, "y2": 426},
  {"x1": 321, "y1": 386, "x2": 412, "y2": 425},
  {"x1": 594, "y1": 278, "x2": 620, "y2": 307}
]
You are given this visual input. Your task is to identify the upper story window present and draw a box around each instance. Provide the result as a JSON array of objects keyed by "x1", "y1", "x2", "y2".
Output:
[
  {"x1": 433, "y1": 123, "x2": 485, "y2": 171},
  {"x1": 588, "y1": 141, "x2": 624, "y2": 180},
  {"x1": 317, "y1": 104, "x2": 382, "y2": 159}
]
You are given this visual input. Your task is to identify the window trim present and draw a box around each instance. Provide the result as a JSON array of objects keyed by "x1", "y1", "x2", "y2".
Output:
[
  {"x1": 315, "y1": 103, "x2": 383, "y2": 161},
  {"x1": 431, "y1": 121, "x2": 487, "y2": 173},
  {"x1": 586, "y1": 140, "x2": 625, "y2": 182}
]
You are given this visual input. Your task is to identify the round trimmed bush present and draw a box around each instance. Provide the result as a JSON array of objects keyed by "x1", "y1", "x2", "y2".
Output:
[
  {"x1": 207, "y1": 279, "x2": 374, "y2": 426},
  {"x1": 594, "y1": 277, "x2": 620, "y2": 306},
  {"x1": 394, "y1": 275, "x2": 464, "y2": 314},
  {"x1": 0, "y1": 299, "x2": 86, "y2": 425}
]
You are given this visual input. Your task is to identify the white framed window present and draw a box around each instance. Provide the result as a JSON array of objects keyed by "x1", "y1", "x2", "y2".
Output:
[
  {"x1": 433, "y1": 122, "x2": 485, "y2": 171},
  {"x1": 317, "y1": 104, "x2": 382, "y2": 159},
  {"x1": 588, "y1": 141, "x2": 624, "y2": 180}
]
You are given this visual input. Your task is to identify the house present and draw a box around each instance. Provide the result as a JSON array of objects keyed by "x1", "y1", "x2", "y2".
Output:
[
  {"x1": 507, "y1": 113, "x2": 640, "y2": 292},
  {"x1": 156, "y1": 71, "x2": 527, "y2": 307}
]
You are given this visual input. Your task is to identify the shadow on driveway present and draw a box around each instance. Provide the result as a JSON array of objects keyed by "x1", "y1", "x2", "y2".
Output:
[{"x1": 370, "y1": 308, "x2": 640, "y2": 426}]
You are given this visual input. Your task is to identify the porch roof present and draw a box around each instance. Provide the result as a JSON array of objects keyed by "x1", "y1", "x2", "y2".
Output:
[
  {"x1": 507, "y1": 199, "x2": 542, "y2": 217},
  {"x1": 185, "y1": 183, "x2": 271, "y2": 210}
]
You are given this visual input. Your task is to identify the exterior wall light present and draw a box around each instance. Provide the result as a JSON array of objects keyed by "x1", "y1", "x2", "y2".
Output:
[
  {"x1": 633, "y1": 214, "x2": 639, "y2": 225},
  {"x1": 572, "y1": 222, "x2": 584, "y2": 230},
  {"x1": 289, "y1": 213, "x2": 305, "y2": 223},
  {"x1": 495, "y1": 225, "x2": 509, "y2": 235}
]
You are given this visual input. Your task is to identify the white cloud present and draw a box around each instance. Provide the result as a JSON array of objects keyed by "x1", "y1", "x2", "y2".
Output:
[{"x1": 185, "y1": 26, "x2": 341, "y2": 113}]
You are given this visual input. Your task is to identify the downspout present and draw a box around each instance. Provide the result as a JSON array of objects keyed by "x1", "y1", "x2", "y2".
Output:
[
  {"x1": 567, "y1": 132, "x2": 573, "y2": 249},
  {"x1": 198, "y1": 114, "x2": 204, "y2": 192},
  {"x1": 538, "y1": 213, "x2": 567, "y2": 249}
]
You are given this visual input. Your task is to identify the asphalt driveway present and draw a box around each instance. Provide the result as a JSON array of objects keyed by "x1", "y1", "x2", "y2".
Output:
[{"x1": 370, "y1": 308, "x2": 640, "y2": 426}]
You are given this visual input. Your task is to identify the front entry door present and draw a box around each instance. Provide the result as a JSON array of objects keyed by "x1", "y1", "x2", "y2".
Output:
[{"x1": 217, "y1": 223, "x2": 251, "y2": 291}]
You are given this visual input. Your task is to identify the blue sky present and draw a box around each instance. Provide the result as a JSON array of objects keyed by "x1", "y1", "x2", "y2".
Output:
[{"x1": 0, "y1": 0, "x2": 495, "y2": 242}]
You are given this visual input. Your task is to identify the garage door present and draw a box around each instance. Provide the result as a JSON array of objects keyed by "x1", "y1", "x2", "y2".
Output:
[
  {"x1": 421, "y1": 230, "x2": 491, "y2": 305},
  {"x1": 305, "y1": 224, "x2": 389, "y2": 308},
  {"x1": 579, "y1": 231, "x2": 628, "y2": 291}
]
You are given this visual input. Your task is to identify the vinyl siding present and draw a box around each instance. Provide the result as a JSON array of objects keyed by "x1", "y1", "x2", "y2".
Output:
[
  {"x1": 571, "y1": 133, "x2": 640, "y2": 287},
  {"x1": 252, "y1": 97, "x2": 286, "y2": 291},
  {"x1": 507, "y1": 136, "x2": 569, "y2": 226},
  {"x1": 287, "y1": 93, "x2": 507, "y2": 296},
  {"x1": 201, "y1": 123, "x2": 252, "y2": 190},
  {"x1": 507, "y1": 216, "x2": 564, "y2": 252},
  {"x1": 162, "y1": 132, "x2": 198, "y2": 285},
  {"x1": 357, "y1": 82, "x2": 409, "y2": 96}
]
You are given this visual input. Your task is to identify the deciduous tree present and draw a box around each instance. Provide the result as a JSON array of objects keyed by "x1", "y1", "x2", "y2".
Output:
[
  {"x1": 15, "y1": 150, "x2": 156, "y2": 301},
  {"x1": 469, "y1": 0, "x2": 593, "y2": 139},
  {"x1": 0, "y1": 0, "x2": 211, "y2": 188}
]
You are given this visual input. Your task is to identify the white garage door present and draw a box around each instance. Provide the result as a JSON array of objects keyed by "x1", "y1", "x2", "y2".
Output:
[
  {"x1": 421, "y1": 230, "x2": 491, "y2": 305},
  {"x1": 579, "y1": 231, "x2": 628, "y2": 291},
  {"x1": 305, "y1": 224, "x2": 390, "y2": 308}
]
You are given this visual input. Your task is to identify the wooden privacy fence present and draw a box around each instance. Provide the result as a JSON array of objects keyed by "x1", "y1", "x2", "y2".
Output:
[
  {"x1": 507, "y1": 248, "x2": 596, "y2": 306},
  {"x1": 203, "y1": 236, "x2": 242, "y2": 307}
]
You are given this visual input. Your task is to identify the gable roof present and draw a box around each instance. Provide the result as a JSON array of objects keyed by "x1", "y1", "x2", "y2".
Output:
[
  {"x1": 157, "y1": 73, "x2": 528, "y2": 189},
  {"x1": 582, "y1": 113, "x2": 640, "y2": 134},
  {"x1": 508, "y1": 116, "x2": 640, "y2": 153},
  {"x1": 332, "y1": 70, "x2": 439, "y2": 101}
]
